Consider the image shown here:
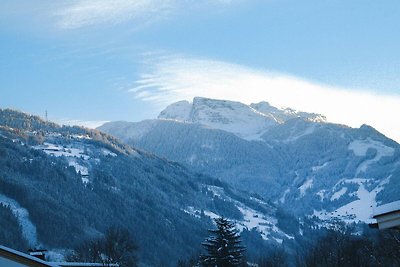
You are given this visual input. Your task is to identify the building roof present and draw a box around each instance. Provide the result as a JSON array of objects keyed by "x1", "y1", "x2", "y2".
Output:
[
  {"x1": 0, "y1": 245, "x2": 56, "y2": 267},
  {"x1": 0, "y1": 245, "x2": 118, "y2": 267},
  {"x1": 373, "y1": 200, "x2": 400, "y2": 218},
  {"x1": 54, "y1": 263, "x2": 118, "y2": 267}
]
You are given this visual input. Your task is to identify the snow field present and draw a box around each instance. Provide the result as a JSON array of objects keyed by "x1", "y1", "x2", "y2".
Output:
[
  {"x1": 314, "y1": 176, "x2": 392, "y2": 224},
  {"x1": 348, "y1": 139, "x2": 395, "y2": 175},
  {"x1": 0, "y1": 194, "x2": 39, "y2": 247},
  {"x1": 184, "y1": 185, "x2": 293, "y2": 243}
]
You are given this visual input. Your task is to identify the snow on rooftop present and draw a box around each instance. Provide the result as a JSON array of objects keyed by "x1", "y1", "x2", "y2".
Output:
[
  {"x1": 0, "y1": 245, "x2": 56, "y2": 266},
  {"x1": 53, "y1": 263, "x2": 118, "y2": 267},
  {"x1": 373, "y1": 200, "x2": 400, "y2": 217},
  {"x1": 0, "y1": 245, "x2": 116, "y2": 267}
]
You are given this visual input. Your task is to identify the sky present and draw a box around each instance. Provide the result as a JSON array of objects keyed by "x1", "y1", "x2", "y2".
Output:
[{"x1": 0, "y1": 0, "x2": 399, "y2": 142}]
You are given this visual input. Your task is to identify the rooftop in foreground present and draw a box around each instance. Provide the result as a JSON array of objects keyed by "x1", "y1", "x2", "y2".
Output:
[
  {"x1": 0, "y1": 245, "x2": 118, "y2": 267},
  {"x1": 371, "y1": 200, "x2": 400, "y2": 230}
]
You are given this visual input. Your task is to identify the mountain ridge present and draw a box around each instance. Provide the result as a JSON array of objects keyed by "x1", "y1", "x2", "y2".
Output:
[
  {"x1": 99, "y1": 97, "x2": 400, "y2": 227},
  {"x1": 0, "y1": 108, "x2": 299, "y2": 266},
  {"x1": 157, "y1": 97, "x2": 326, "y2": 140}
]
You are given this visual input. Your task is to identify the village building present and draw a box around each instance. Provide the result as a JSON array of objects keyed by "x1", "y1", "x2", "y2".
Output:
[{"x1": 0, "y1": 245, "x2": 117, "y2": 267}]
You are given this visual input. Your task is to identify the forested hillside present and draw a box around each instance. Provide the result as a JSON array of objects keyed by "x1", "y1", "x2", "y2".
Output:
[
  {"x1": 100, "y1": 98, "x2": 400, "y2": 226},
  {"x1": 0, "y1": 109, "x2": 298, "y2": 266}
]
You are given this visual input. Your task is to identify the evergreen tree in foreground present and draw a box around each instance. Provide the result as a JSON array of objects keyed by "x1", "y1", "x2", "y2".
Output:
[{"x1": 200, "y1": 217, "x2": 246, "y2": 267}]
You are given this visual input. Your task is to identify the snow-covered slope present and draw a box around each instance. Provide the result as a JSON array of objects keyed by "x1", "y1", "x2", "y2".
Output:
[
  {"x1": 157, "y1": 97, "x2": 326, "y2": 140},
  {"x1": 184, "y1": 185, "x2": 294, "y2": 244},
  {"x1": 99, "y1": 97, "x2": 400, "y2": 226},
  {"x1": 158, "y1": 97, "x2": 278, "y2": 140},
  {"x1": 158, "y1": 100, "x2": 192, "y2": 121},
  {"x1": 0, "y1": 194, "x2": 38, "y2": 247},
  {"x1": 250, "y1": 101, "x2": 326, "y2": 123},
  {"x1": 0, "y1": 108, "x2": 299, "y2": 266}
]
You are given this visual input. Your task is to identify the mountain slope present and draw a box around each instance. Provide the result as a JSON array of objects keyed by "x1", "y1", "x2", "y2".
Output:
[
  {"x1": 158, "y1": 97, "x2": 277, "y2": 140},
  {"x1": 99, "y1": 119, "x2": 287, "y2": 195},
  {"x1": 157, "y1": 97, "x2": 325, "y2": 140},
  {"x1": 0, "y1": 108, "x2": 295, "y2": 266},
  {"x1": 262, "y1": 119, "x2": 400, "y2": 220},
  {"x1": 99, "y1": 98, "x2": 400, "y2": 225}
]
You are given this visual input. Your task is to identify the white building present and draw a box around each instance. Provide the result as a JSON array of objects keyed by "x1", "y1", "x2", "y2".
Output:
[{"x1": 371, "y1": 200, "x2": 400, "y2": 230}]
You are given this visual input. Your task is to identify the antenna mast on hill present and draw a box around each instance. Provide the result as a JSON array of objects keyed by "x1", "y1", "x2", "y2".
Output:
[{"x1": 45, "y1": 110, "x2": 48, "y2": 122}]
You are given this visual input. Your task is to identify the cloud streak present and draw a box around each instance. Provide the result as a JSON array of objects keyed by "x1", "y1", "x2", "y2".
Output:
[
  {"x1": 54, "y1": 0, "x2": 174, "y2": 29},
  {"x1": 53, "y1": 0, "x2": 235, "y2": 29},
  {"x1": 130, "y1": 54, "x2": 400, "y2": 143}
]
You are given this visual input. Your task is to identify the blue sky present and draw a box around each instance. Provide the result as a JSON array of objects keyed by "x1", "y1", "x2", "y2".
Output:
[{"x1": 0, "y1": 0, "x2": 399, "y2": 141}]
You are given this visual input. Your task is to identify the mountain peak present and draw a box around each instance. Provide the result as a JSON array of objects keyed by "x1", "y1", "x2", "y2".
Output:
[
  {"x1": 158, "y1": 100, "x2": 192, "y2": 121},
  {"x1": 250, "y1": 101, "x2": 326, "y2": 123},
  {"x1": 158, "y1": 97, "x2": 278, "y2": 140},
  {"x1": 250, "y1": 101, "x2": 275, "y2": 111},
  {"x1": 157, "y1": 97, "x2": 326, "y2": 140}
]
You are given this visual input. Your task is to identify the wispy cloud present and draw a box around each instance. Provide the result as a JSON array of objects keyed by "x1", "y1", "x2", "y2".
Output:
[
  {"x1": 54, "y1": 0, "x2": 174, "y2": 29},
  {"x1": 130, "y1": 53, "x2": 400, "y2": 143},
  {"x1": 53, "y1": 0, "x2": 236, "y2": 29}
]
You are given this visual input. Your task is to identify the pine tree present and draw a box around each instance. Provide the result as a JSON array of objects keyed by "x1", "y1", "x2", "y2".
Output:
[{"x1": 200, "y1": 217, "x2": 246, "y2": 267}]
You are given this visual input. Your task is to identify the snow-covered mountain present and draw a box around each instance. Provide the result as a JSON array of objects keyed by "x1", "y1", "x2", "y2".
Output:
[
  {"x1": 250, "y1": 101, "x2": 326, "y2": 124},
  {"x1": 99, "y1": 97, "x2": 400, "y2": 227},
  {"x1": 157, "y1": 97, "x2": 325, "y2": 140},
  {"x1": 0, "y1": 108, "x2": 299, "y2": 266}
]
